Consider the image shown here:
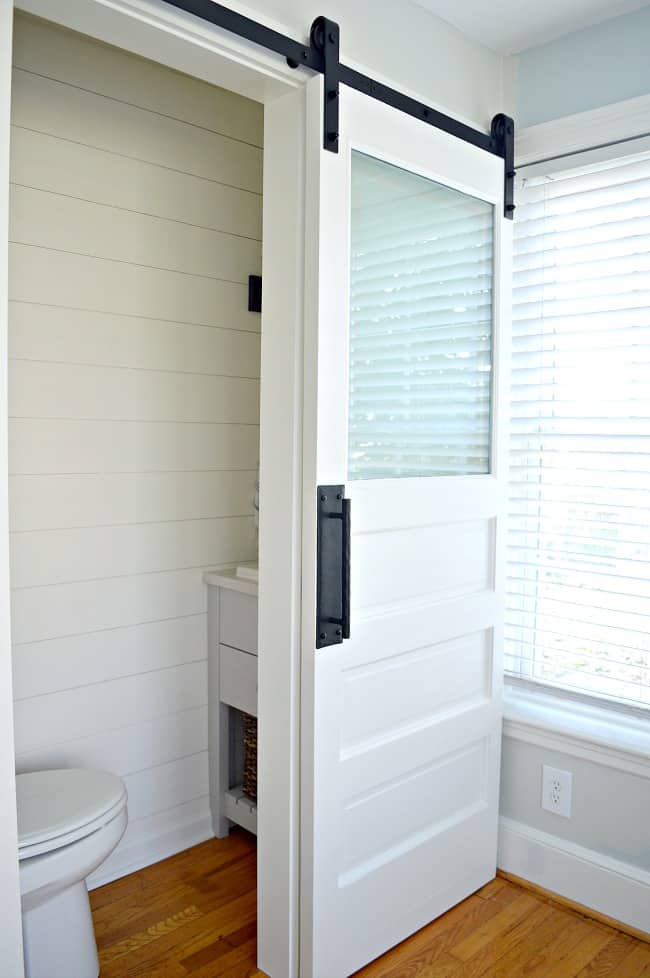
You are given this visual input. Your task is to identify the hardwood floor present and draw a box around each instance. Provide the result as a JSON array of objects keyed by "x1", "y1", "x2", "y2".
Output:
[
  {"x1": 90, "y1": 831, "x2": 262, "y2": 978},
  {"x1": 90, "y1": 831, "x2": 650, "y2": 978}
]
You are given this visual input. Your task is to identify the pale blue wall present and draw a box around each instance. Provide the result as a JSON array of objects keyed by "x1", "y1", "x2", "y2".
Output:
[{"x1": 515, "y1": 5, "x2": 650, "y2": 127}]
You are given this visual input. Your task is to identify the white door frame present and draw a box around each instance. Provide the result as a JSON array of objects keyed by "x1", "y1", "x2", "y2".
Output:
[
  {"x1": 0, "y1": 3, "x2": 24, "y2": 976},
  {"x1": 0, "y1": 2, "x2": 310, "y2": 975}
]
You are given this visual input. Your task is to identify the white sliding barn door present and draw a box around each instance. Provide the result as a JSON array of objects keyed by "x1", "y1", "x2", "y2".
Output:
[{"x1": 301, "y1": 77, "x2": 510, "y2": 978}]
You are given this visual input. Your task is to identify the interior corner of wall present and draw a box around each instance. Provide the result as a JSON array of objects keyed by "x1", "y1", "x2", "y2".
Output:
[{"x1": 501, "y1": 54, "x2": 518, "y2": 120}]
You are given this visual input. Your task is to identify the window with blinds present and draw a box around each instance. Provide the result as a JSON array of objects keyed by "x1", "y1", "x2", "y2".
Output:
[
  {"x1": 506, "y1": 150, "x2": 650, "y2": 711},
  {"x1": 348, "y1": 150, "x2": 494, "y2": 480}
]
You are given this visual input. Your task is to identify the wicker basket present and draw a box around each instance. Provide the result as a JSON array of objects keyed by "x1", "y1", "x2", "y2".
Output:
[{"x1": 242, "y1": 712, "x2": 257, "y2": 802}]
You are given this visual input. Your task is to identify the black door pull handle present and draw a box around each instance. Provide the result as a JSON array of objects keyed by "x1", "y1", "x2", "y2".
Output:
[
  {"x1": 316, "y1": 485, "x2": 351, "y2": 649},
  {"x1": 341, "y1": 497, "x2": 351, "y2": 640}
]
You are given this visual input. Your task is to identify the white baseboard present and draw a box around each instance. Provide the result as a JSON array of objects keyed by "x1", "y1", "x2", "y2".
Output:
[
  {"x1": 498, "y1": 816, "x2": 650, "y2": 934},
  {"x1": 87, "y1": 800, "x2": 214, "y2": 890}
]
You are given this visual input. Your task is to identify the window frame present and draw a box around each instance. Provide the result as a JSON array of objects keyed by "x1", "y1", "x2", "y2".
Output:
[{"x1": 506, "y1": 100, "x2": 650, "y2": 752}]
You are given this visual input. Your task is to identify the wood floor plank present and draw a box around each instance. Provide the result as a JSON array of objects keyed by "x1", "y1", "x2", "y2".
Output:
[
  {"x1": 543, "y1": 930, "x2": 613, "y2": 978},
  {"x1": 611, "y1": 944, "x2": 650, "y2": 978},
  {"x1": 90, "y1": 833, "x2": 648, "y2": 978},
  {"x1": 184, "y1": 937, "x2": 258, "y2": 977},
  {"x1": 108, "y1": 962, "x2": 186, "y2": 978},
  {"x1": 450, "y1": 903, "x2": 559, "y2": 977},
  {"x1": 181, "y1": 918, "x2": 258, "y2": 973},
  {"x1": 451, "y1": 892, "x2": 540, "y2": 961},
  {"x1": 352, "y1": 899, "x2": 486, "y2": 977},
  {"x1": 96, "y1": 851, "x2": 255, "y2": 949},
  {"x1": 168, "y1": 895, "x2": 257, "y2": 966},
  {"x1": 94, "y1": 881, "x2": 199, "y2": 944},
  {"x1": 475, "y1": 877, "x2": 509, "y2": 901},
  {"x1": 180, "y1": 935, "x2": 242, "y2": 972},
  {"x1": 354, "y1": 888, "x2": 525, "y2": 978},
  {"x1": 476, "y1": 879, "x2": 527, "y2": 907},
  {"x1": 574, "y1": 936, "x2": 638, "y2": 978},
  {"x1": 401, "y1": 952, "x2": 462, "y2": 978},
  {"x1": 99, "y1": 890, "x2": 256, "y2": 978},
  {"x1": 100, "y1": 905, "x2": 204, "y2": 964},
  {"x1": 520, "y1": 916, "x2": 600, "y2": 978}
]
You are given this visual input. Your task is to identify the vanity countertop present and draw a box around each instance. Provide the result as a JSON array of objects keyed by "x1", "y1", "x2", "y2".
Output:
[{"x1": 203, "y1": 563, "x2": 258, "y2": 596}]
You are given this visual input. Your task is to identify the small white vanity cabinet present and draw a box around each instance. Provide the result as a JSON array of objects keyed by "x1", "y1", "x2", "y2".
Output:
[{"x1": 204, "y1": 568, "x2": 258, "y2": 837}]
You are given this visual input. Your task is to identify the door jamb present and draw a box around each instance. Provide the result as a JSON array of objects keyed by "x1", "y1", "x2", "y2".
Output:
[{"x1": 0, "y1": 4, "x2": 24, "y2": 973}]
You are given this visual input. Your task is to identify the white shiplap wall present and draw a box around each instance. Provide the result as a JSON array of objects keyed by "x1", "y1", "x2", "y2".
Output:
[{"x1": 8, "y1": 12, "x2": 262, "y2": 884}]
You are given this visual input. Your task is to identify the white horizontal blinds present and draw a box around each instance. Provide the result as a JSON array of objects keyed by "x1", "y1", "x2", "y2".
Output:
[
  {"x1": 506, "y1": 150, "x2": 650, "y2": 710},
  {"x1": 348, "y1": 151, "x2": 494, "y2": 480}
]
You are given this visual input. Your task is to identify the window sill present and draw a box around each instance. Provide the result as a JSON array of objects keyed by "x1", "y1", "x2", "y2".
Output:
[{"x1": 503, "y1": 683, "x2": 650, "y2": 779}]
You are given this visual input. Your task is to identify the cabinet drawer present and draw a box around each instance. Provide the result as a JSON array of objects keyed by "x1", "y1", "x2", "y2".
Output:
[
  {"x1": 220, "y1": 589, "x2": 258, "y2": 655},
  {"x1": 220, "y1": 644, "x2": 257, "y2": 716}
]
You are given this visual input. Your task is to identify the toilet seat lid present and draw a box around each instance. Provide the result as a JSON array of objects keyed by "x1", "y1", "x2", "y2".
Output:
[{"x1": 17, "y1": 769, "x2": 127, "y2": 855}]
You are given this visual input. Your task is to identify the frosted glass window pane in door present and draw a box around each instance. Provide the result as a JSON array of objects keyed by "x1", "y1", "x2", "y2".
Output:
[{"x1": 349, "y1": 151, "x2": 494, "y2": 480}]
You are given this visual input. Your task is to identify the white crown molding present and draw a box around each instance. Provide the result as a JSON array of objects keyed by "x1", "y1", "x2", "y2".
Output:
[
  {"x1": 498, "y1": 816, "x2": 650, "y2": 935},
  {"x1": 515, "y1": 92, "x2": 650, "y2": 167}
]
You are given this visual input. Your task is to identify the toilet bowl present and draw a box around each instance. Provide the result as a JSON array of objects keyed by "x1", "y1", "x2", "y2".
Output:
[{"x1": 17, "y1": 768, "x2": 128, "y2": 978}]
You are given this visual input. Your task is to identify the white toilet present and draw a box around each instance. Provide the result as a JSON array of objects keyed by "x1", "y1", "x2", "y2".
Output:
[{"x1": 17, "y1": 768, "x2": 128, "y2": 978}]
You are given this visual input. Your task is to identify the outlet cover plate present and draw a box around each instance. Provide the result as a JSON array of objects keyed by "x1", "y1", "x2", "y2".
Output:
[{"x1": 541, "y1": 764, "x2": 572, "y2": 818}]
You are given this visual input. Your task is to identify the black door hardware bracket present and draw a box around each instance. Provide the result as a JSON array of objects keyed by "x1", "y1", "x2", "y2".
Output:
[
  {"x1": 491, "y1": 113, "x2": 516, "y2": 217},
  {"x1": 310, "y1": 17, "x2": 340, "y2": 150},
  {"x1": 161, "y1": 1, "x2": 516, "y2": 217}
]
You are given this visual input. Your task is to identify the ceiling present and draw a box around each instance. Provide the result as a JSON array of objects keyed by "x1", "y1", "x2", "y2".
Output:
[{"x1": 412, "y1": 0, "x2": 650, "y2": 54}]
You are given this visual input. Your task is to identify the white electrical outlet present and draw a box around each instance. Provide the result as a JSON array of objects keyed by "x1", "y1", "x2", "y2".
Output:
[{"x1": 541, "y1": 765, "x2": 572, "y2": 818}]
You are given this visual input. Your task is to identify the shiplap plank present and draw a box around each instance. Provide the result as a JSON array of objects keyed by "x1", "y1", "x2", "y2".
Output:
[
  {"x1": 12, "y1": 12, "x2": 263, "y2": 147},
  {"x1": 10, "y1": 185, "x2": 262, "y2": 283},
  {"x1": 10, "y1": 470, "x2": 257, "y2": 531},
  {"x1": 8, "y1": 419, "x2": 259, "y2": 474},
  {"x1": 9, "y1": 303, "x2": 260, "y2": 377},
  {"x1": 13, "y1": 660, "x2": 208, "y2": 752},
  {"x1": 20, "y1": 747, "x2": 208, "y2": 824},
  {"x1": 10, "y1": 516, "x2": 256, "y2": 587},
  {"x1": 10, "y1": 127, "x2": 262, "y2": 238},
  {"x1": 15, "y1": 706, "x2": 208, "y2": 779},
  {"x1": 9, "y1": 359, "x2": 260, "y2": 423},
  {"x1": 12, "y1": 615, "x2": 207, "y2": 700},
  {"x1": 10, "y1": 568, "x2": 209, "y2": 644},
  {"x1": 11, "y1": 69, "x2": 262, "y2": 192},
  {"x1": 123, "y1": 752, "x2": 209, "y2": 821},
  {"x1": 10, "y1": 245, "x2": 258, "y2": 331}
]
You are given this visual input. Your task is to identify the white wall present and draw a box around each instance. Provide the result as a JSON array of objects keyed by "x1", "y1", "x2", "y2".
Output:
[
  {"x1": 0, "y1": 1, "x2": 24, "y2": 975},
  {"x1": 513, "y1": 5, "x2": 650, "y2": 127},
  {"x1": 236, "y1": 0, "x2": 506, "y2": 131},
  {"x1": 8, "y1": 12, "x2": 261, "y2": 884},
  {"x1": 501, "y1": 737, "x2": 650, "y2": 872},
  {"x1": 266, "y1": 0, "x2": 508, "y2": 129},
  {"x1": 498, "y1": 728, "x2": 650, "y2": 932}
]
